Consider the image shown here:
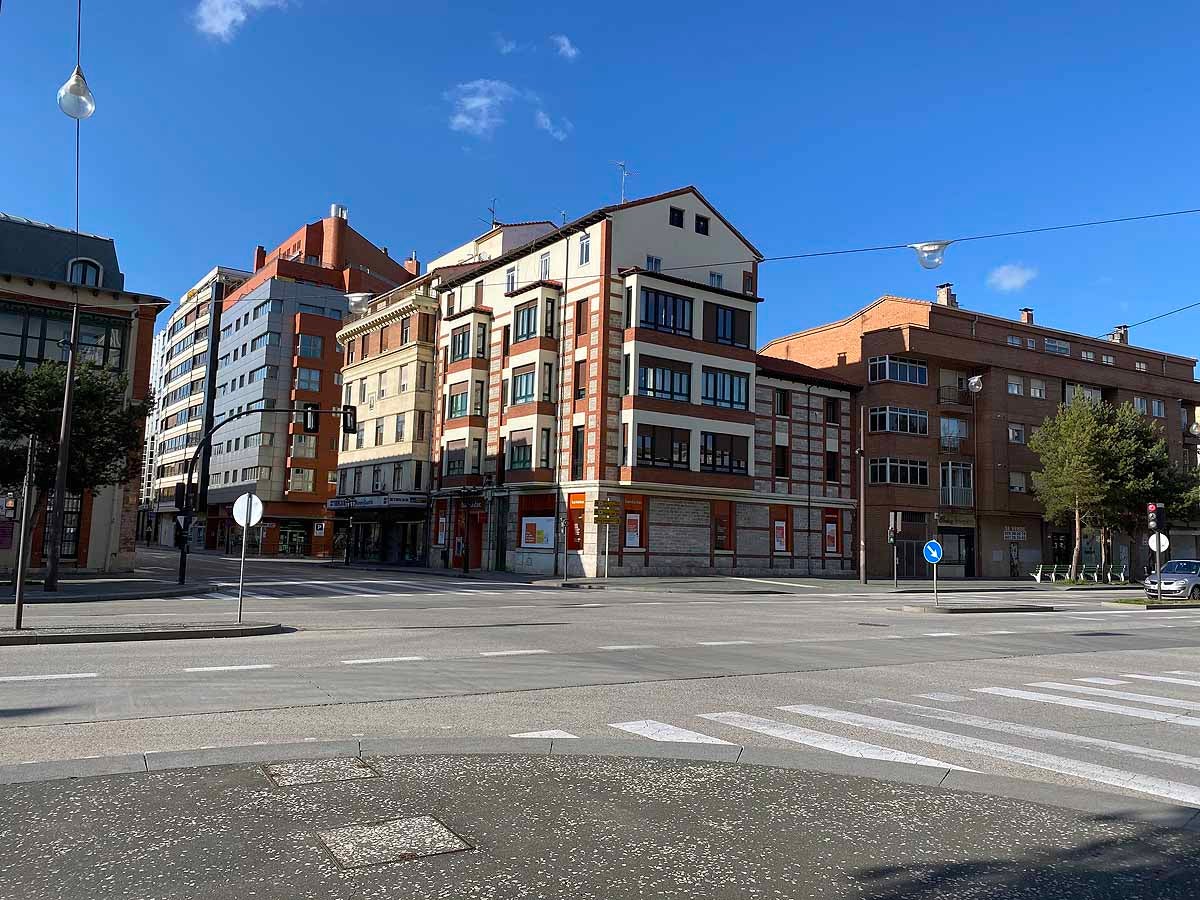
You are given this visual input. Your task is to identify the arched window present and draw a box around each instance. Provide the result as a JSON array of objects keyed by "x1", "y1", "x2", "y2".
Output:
[{"x1": 67, "y1": 258, "x2": 102, "y2": 287}]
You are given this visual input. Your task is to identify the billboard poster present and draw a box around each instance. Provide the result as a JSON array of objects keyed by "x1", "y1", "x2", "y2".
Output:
[{"x1": 521, "y1": 516, "x2": 556, "y2": 549}]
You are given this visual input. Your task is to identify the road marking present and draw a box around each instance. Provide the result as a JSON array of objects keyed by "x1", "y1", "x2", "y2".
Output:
[
  {"x1": 701, "y1": 711, "x2": 967, "y2": 770},
  {"x1": 914, "y1": 692, "x2": 969, "y2": 702},
  {"x1": 1028, "y1": 681, "x2": 1200, "y2": 712},
  {"x1": 698, "y1": 640, "x2": 754, "y2": 646},
  {"x1": 873, "y1": 699, "x2": 1200, "y2": 773},
  {"x1": 598, "y1": 644, "x2": 658, "y2": 650},
  {"x1": 1121, "y1": 674, "x2": 1200, "y2": 688},
  {"x1": 0, "y1": 672, "x2": 98, "y2": 682},
  {"x1": 984, "y1": 630, "x2": 1017, "y2": 635},
  {"x1": 510, "y1": 730, "x2": 578, "y2": 739},
  {"x1": 972, "y1": 687, "x2": 1200, "y2": 726},
  {"x1": 778, "y1": 703, "x2": 1200, "y2": 806},
  {"x1": 610, "y1": 720, "x2": 733, "y2": 744},
  {"x1": 183, "y1": 664, "x2": 273, "y2": 672},
  {"x1": 1168, "y1": 671, "x2": 1200, "y2": 677},
  {"x1": 923, "y1": 632, "x2": 958, "y2": 637},
  {"x1": 479, "y1": 649, "x2": 549, "y2": 657},
  {"x1": 728, "y1": 577, "x2": 817, "y2": 589},
  {"x1": 1076, "y1": 677, "x2": 1130, "y2": 685},
  {"x1": 341, "y1": 656, "x2": 426, "y2": 665}
]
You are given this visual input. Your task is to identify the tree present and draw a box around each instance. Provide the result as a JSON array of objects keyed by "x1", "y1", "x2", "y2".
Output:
[
  {"x1": 0, "y1": 362, "x2": 151, "y2": 583},
  {"x1": 1029, "y1": 398, "x2": 1107, "y2": 578}
]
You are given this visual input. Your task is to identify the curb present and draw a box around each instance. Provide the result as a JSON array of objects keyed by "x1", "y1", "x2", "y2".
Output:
[
  {"x1": 896, "y1": 604, "x2": 1060, "y2": 614},
  {"x1": 0, "y1": 622, "x2": 284, "y2": 646},
  {"x1": 2, "y1": 736, "x2": 1197, "y2": 832},
  {"x1": 0, "y1": 583, "x2": 217, "y2": 605},
  {"x1": 1103, "y1": 601, "x2": 1200, "y2": 610}
]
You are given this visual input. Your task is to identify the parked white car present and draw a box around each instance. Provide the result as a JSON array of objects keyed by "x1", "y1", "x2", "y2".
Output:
[{"x1": 1144, "y1": 560, "x2": 1200, "y2": 601}]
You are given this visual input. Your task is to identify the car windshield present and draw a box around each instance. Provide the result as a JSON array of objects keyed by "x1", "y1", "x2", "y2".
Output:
[{"x1": 1162, "y1": 561, "x2": 1200, "y2": 575}]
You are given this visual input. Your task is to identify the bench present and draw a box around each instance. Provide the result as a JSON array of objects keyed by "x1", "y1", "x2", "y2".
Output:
[
  {"x1": 1032, "y1": 564, "x2": 1070, "y2": 583},
  {"x1": 1080, "y1": 565, "x2": 1101, "y2": 582},
  {"x1": 1106, "y1": 564, "x2": 1129, "y2": 583}
]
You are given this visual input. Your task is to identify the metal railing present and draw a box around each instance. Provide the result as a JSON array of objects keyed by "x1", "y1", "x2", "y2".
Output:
[
  {"x1": 940, "y1": 486, "x2": 974, "y2": 507},
  {"x1": 939, "y1": 434, "x2": 971, "y2": 453},
  {"x1": 937, "y1": 385, "x2": 971, "y2": 406}
]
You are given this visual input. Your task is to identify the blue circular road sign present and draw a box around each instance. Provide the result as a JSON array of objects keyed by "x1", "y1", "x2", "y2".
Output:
[{"x1": 923, "y1": 540, "x2": 944, "y2": 565}]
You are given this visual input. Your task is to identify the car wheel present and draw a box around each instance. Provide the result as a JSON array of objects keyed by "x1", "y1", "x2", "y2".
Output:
[{"x1": 1191, "y1": 585, "x2": 1200, "y2": 602}]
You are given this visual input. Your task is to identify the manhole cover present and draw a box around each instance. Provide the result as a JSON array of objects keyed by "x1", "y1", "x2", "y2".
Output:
[
  {"x1": 317, "y1": 816, "x2": 471, "y2": 868},
  {"x1": 265, "y1": 757, "x2": 377, "y2": 787}
]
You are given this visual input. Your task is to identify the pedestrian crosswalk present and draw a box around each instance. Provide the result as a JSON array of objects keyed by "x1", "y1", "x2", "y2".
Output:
[{"x1": 511, "y1": 668, "x2": 1200, "y2": 807}]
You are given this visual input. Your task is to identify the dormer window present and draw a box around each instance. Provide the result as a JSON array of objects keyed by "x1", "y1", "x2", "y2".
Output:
[{"x1": 68, "y1": 258, "x2": 101, "y2": 287}]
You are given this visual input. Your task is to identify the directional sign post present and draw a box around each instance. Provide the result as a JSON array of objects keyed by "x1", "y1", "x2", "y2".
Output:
[
  {"x1": 232, "y1": 492, "x2": 264, "y2": 623},
  {"x1": 593, "y1": 499, "x2": 622, "y2": 579},
  {"x1": 923, "y1": 539, "x2": 944, "y2": 607}
]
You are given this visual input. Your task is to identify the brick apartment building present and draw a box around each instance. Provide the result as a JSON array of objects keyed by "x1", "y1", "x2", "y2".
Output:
[
  {"x1": 144, "y1": 204, "x2": 418, "y2": 557},
  {"x1": 762, "y1": 284, "x2": 1200, "y2": 579},
  {"x1": 425, "y1": 187, "x2": 857, "y2": 577}
]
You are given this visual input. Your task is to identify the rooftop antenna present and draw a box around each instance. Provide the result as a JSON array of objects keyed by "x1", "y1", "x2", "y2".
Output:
[
  {"x1": 488, "y1": 198, "x2": 498, "y2": 228},
  {"x1": 560, "y1": 210, "x2": 567, "y2": 227},
  {"x1": 613, "y1": 161, "x2": 636, "y2": 203}
]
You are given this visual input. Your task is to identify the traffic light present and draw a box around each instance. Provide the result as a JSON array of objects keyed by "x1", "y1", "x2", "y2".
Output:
[
  {"x1": 3, "y1": 494, "x2": 15, "y2": 519},
  {"x1": 342, "y1": 404, "x2": 357, "y2": 435},
  {"x1": 303, "y1": 403, "x2": 320, "y2": 434},
  {"x1": 174, "y1": 482, "x2": 186, "y2": 512},
  {"x1": 1148, "y1": 502, "x2": 1159, "y2": 531}
]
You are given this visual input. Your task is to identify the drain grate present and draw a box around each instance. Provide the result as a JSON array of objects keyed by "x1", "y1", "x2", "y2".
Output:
[
  {"x1": 317, "y1": 816, "x2": 471, "y2": 868},
  {"x1": 264, "y1": 757, "x2": 378, "y2": 787}
]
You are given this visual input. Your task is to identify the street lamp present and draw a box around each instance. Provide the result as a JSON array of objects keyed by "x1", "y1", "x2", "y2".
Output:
[
  {"x1": 56, "y1": 65, "x2": 96, "y2": 120},
  {"x1": 908, "y1": 241, "x2": 952, "y2": 270}
]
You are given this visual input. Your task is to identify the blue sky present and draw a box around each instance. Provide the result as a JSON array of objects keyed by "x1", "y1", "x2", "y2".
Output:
[{"x1": 3, "y1": 1, "x2": 1199, "y2": 364}]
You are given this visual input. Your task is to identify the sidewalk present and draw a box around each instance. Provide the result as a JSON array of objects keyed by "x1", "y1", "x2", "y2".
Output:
[{"x1": 0, "y1": 572, "x2": 213, "y2": 604}]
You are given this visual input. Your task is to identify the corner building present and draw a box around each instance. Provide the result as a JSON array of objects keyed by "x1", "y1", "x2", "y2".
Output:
[
  {"x1": 428, "y1": 187, "x2": 856, "y2": 577},
  {"x1": 762, "y1": 285, "x2": 1200, "y2": 579}
]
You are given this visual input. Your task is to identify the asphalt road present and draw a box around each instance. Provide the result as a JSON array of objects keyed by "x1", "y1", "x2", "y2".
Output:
[{"x1": 6, "y1": 550, "x2": 1200, "y2": 813}]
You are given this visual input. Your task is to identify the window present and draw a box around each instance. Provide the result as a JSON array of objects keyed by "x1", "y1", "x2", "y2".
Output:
[
  {"x1": 1135, "y1": 396, "x2": 1148, "y2": 414},
  {"x1": 476, "y1": 323, "x2": 488, "y2": 358},
  {"x1": 775, "y1": 388, "x2": 790, "y2": 417},
  {"x1": 867, "y1": 356, "x2": 927, "y2": 385},
  {"x1": 637, "y1": 424, "x2": 691, "y2": 469},
  {"x1": 1045, "y1": 337, "x2": 1070, "y2": 355},
  {"x1": 289, "y1": 468, "x2": 315, "y2": 492},
  {"x1": 471, "y1": 439, "x2": 483, "y2": 475},
  {"x1": 539, "y1": 252, "x2": 551, "y2": 281},
  {"x1": 700, "y1": 432, "x2": 749, "y2": 474},
  {"x1": 712, "y1": 500, "x2": 733, "y2": 551},
  {"x1": 68, "y1": 258, "x2": 101, "y2": 286},
  {"x1": 1008, "y1": 422, "x2": 1026, "y2": 444},
  {"x1": 639, "y1": 288, "x2": 693, "y2": 336},
  {"x1": 940, "y1": 461, "x2": 974, "y2": 506},
  {"x1": 701, "y1": 367, "x2": 749, "y2": 409},
  {"x1": 338, "y1": 469, "x2": 348, "y2": 494},
  {"x1": 401, "y1": 317, "x2": 411, "y2": 344},
  {"x1": 505, "y1": 266, "x2": 517, "y2": 293},
  {"x1": 252, "y1": 300, "x2": 271, "y2": 320},
  {"x1": 418, "y1": 363, "x2": 428, "y2": 389},
  {"x1": 353, "y1": 467, "x2": 362, "y2": 493},
  {"x1": 571, "y1": 425, "x2": 585, "y2": 479},
  {"x1": 377, "y1": 371, "x2": 387, "y2": 399},
  {"x1": 868, "y1": 458, "x2": 930, "y2": 486},
  {"x1": 371, "y1": 465, "x2": 383, "y2": 492},
  {"x1": 539, "y1": 427, "x2": 551, "y2": 469},
  {"x1": 1152, "y1": 399, "x2": 1165, "y2": 417},
  {"x1": 824, "y1": 397, "x2": 840, "y2": 424},
  {"x1": 1007, "y1": 376, "x2": 1024, "y2": 396},
  {"x1": 295, "y1": 367, "x2": 320, "y2": 391},
  {"x1": 501, "y1": 325, "x2": 510, "y2": 356},
  {"x1": 1007, "y1": 335, "x2": 1022, "y2": 347},
  {"x1": 449, "y1": 386, "x2": 469, "y2": 418},
  {"x1": 706, "y1": 303, "x2": 750, "y2": 347},
  {"x1": 416, "y1": 411, "x2": 426, "y2": 440},
  {"x1": 299, "y1": 304, "x2": 329, "y2": 318},
  {"x1": 669, "y1": 206, "x2": 684, "y2": 228},
  {"x1": 1030, "y1": 378, "x2": 1046, "y2": 399},
  {"x1": 292, "y1": 434, "x2": 316, "y2": 458},
  {"x1": 445, "y1": 440, "x2": 466, "y2": 476},
  {"x1": 1080, "y1": 349, "x2": 1095, "y2": 362},
  {"x1": 742, "y1": 271, "x2": 754, "y2": 296},
  {"x1": 774, "y1": 444, "x2": 789, "y2": 478},
  {"x1": 251, "y1": 331, "x2": 280, "y2": 351},
  {"x1": 1026, "y1": 337, "x2": 1036, "y2": 349},
  {"x1": 374, "y1": 419, "x2": 384, "y2": 446},
  {"x1": 573, "y1": 298, "x2": 588, "y2": 336},
  {"x1": 508, "y1": 430, "x2": 533, "y2": 470},
  {"x1": 399, "y1": 365, "x2": 409, "y2": 392},
  {"x1": 297, "y1": 334, "x2": 323, "y2": 358},
  {"x1": 1009, "y1": 471, "x2": 1027, "y2": 493},
  {"x1": 545, "y1": 299, "x2": 555, "y2": 337},
  {"x1": 511, "y1": 368, "x2": 535, "y2": 404},
  {"x1": 395, "y1": 413, "x2": 406, "y2": 441},
  {"x1": 709, "y1": 271, "x2": 723, "y2": 289},
  {"x1": 646, "y1": 255, "x2": 662, "y2": 273},
  {"x1": 1102, "y1": 354, "x2": 1114, "y2": 366},
  {"x1": 578, "y1": 232, "x2": 590, "y2": 265},
  {"x1": 637, "y1": 356, "x2": 691, "y2": 402},
  {"x1": 392, "y1": 463, "x2": 405, "y2": 491},
  {"x1": 940, "y1": 417, "x2": 969, "y2": 449},
  {"x1": 248, "y1": 364, "x2": 277, "y2": 384},
  {"x1": 825, "y1": 450, "x2": 840, "y2": 483},
  {"x1": 1069, "y1": 383, "x2": 1102, "y2": 404},
  {"x1": 474, "y1": 379, "x2": 485, "y2": 415},
  {"x1": 869, "y1": 407, "x2": 929, "y2": 435},
  {"x1": 414, "y1": 461, "x2": 423, "y2": 490},
  {"x1": 1136, "y1": 360, "x2": 1149, "y2": 372},
  {"x1": 574, "y1": 359, "x2": 586, "y2": 400},
  {"x1": 542, "y1": 363, "x2": 554, "y2": 401},
  {"x1": 450, "y1": 326, "x2": 470, "y2": 361},
  {"x1": 514, "y1": 302, "x2": 537, "y2": 341},
  {"x1": 356, "y1": 423, "x2": 365, "y2": 449},
  {"x1": 694, "y1": 214, "x2": 710, "y2": 235}
]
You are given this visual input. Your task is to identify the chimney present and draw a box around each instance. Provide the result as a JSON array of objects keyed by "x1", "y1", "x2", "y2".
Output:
[
  {"x1": 1110, "y1": 324, "x2": 1129, "y2": 344},
  {"x1": 253, "y1": 244, "x2": 266, "y2": 270},
  {"x1": 935, "y1": 282, "x2": 958, "y2": 308},
  {"x1": 1020, "y1": 307, "x2": 1034, "y2": 325},
  {"x1": 381, "y1": 247, "x2": 389, "y2": 257},
  {"x1": 403, "y1": 251, "x2": 420, "y2": 277}
]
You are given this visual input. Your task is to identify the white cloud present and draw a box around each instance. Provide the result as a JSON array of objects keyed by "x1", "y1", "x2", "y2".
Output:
[
  {"x1": 446, "y1": 80, "x2": 518, "y2": 138},
  {"x1": 987, "y1": 263, "x2": 1038, "y2": 293},
  {"x1": 494, "y1": 33, "x2": 518, "y2": 54},
  {"x1": 535, "y1": 110, "x2": 573, "y2": 141},
  {"x1": 549, "y1": 33, "x2": 579, "y2": 60},
  {"x1": 193, "y1": 0, "x2": 286, "y2": 41}
]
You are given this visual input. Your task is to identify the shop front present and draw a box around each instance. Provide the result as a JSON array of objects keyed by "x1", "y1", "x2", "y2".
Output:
[{"x1": 328, "y1": 493, "x2": 428, "y2": 565}]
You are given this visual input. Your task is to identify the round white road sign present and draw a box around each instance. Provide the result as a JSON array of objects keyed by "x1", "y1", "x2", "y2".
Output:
[
  {"x1": 1149, "y1": 532, "x2": 1170, "y2": 553},
  {"x1": 233, "y1": 492, "x2": 264, "y2": 528}
]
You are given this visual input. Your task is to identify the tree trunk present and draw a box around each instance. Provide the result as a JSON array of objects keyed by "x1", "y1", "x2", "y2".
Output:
[
  {"x1": 12, "y1": 486, "x2": 42, "y2": 588},
  {"x1": 1071, "y1": 501, "x2": 1083, "y2": 580}
]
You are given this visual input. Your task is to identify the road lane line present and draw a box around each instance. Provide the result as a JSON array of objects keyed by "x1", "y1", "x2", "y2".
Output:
[
  {"x1": 1121, "y1": 674, "x2": 1200, "y2": 688},
  {"x1": 610, "y1": 720, "x2": 733, "y2": 744},
  {"x1": 728, "y1": 577, "x2": 818, "y2": 589},
  {"x1": 0, "y1": 672, "x2": 98, "y2": 682},
  {"x1": 701, "y1": 711, "x2": 967, "y2": 770},
  {"x1": 923, "y1": 632, "x2": 958, "y2": 637},
  {"x1": 777, "y1": 703, "x2": 1200, "y2": 806},
  {"x1": 914, "y1": 693, "x2": 969, "y2": 702},
  {"x1": 872, "y1": 699, "x2": 1200, "y2": 772},
  {"x1": 183, "y1": 664, "x2": 273, "y2": 672},
  {"x1": 698, "y1": 640, "x2": 753, "y2": 646},
  {"x1": 984, "y1": 630, "x2": 1017, "y2": 635},
  {"x1": 341, "y1": 656, "x2": 426, "y2": 665},
  {"x1": 1028, "y1": 681, "x2": 1200, "y2": 712},
  {"x1": 511, "y1": 730, "x2": 578, "y2": 739},
  {"x1": 598, "y1": 644, "x2": 658, "y2": 650},
  {"x1": 972, "y1": 687, "x2": 1200, "y2": 726},
  {"x1": 1075, "y1": 677, "x2": 1130, "y2": 685},
  {"x1": 479, "y1": 649, "x2": 549, "y2": 657}
]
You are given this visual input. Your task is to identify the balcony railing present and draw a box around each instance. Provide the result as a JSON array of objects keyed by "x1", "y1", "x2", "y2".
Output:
[
  {"x1": 939, "y1": 434, "x2": 970, "y2": 453},
  {"x1": 937, "y1": 386, "x2": 971, "y2": 406},
  {"x1": 940, "y1": 486, "x2": 974, "y2": 507}
]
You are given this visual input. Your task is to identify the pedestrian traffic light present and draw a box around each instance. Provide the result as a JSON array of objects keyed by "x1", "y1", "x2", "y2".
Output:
[
  {"x1": 174, "y1": 482, "x2": 186, "y2": 512},
  {"x1": 341, "y1": 404, "x2": 357, "y2": 435},
  {"x1": 303, "y1": 403, "x2": 320, "y2": 434},
  {"x1": 1148, "y1": 502, "x2": 1159, "y2": 531}
]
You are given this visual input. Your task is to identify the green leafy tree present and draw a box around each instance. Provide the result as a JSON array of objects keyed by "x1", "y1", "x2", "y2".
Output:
[{"x1": 0, "y1": 363, "x2": 151, "y2": 582}]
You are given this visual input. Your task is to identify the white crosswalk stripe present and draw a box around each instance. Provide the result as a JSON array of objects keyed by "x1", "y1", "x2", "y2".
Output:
[
  {"x1": 1122, "y1": 673, "x2": 1200, "y2": 688},
  {"x1": 777, "y1": 703, "x2": 1200, "y2": 806},
  {"x1": 972, "y1": 686, "x2": 1200, "y2": 726},
  {"x1": 609, "y1": 720, "x2": 733, "y2": 744},
  {"x1": 1075, "y1": 677, "x2": 1129, "y2": 685},
  {"x1": 699, "y1": 712, "x2": 969, "y2": 770},
  {"x1": 1027, "y1": 681, "x2": 1200, "y2": 712}
]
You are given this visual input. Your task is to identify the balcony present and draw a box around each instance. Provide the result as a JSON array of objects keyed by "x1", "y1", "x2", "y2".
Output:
[
  {"x1": 938, "y1": 386, "x2": 971, "y2": 406},
  {"x1": 940, "y1": 486, "x2": 974, "y2": 507},
  {"x1": 939, "y1": 434, "x2": 972, "y2": 454}
]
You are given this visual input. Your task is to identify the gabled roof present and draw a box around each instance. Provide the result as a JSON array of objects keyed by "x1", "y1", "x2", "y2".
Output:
[
  {"x1": 602, "y1": 185, "x2": 763, "y2": 259},
  {"x1": 755, "y1": 354, "x2": 859, "y2": 392}
]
